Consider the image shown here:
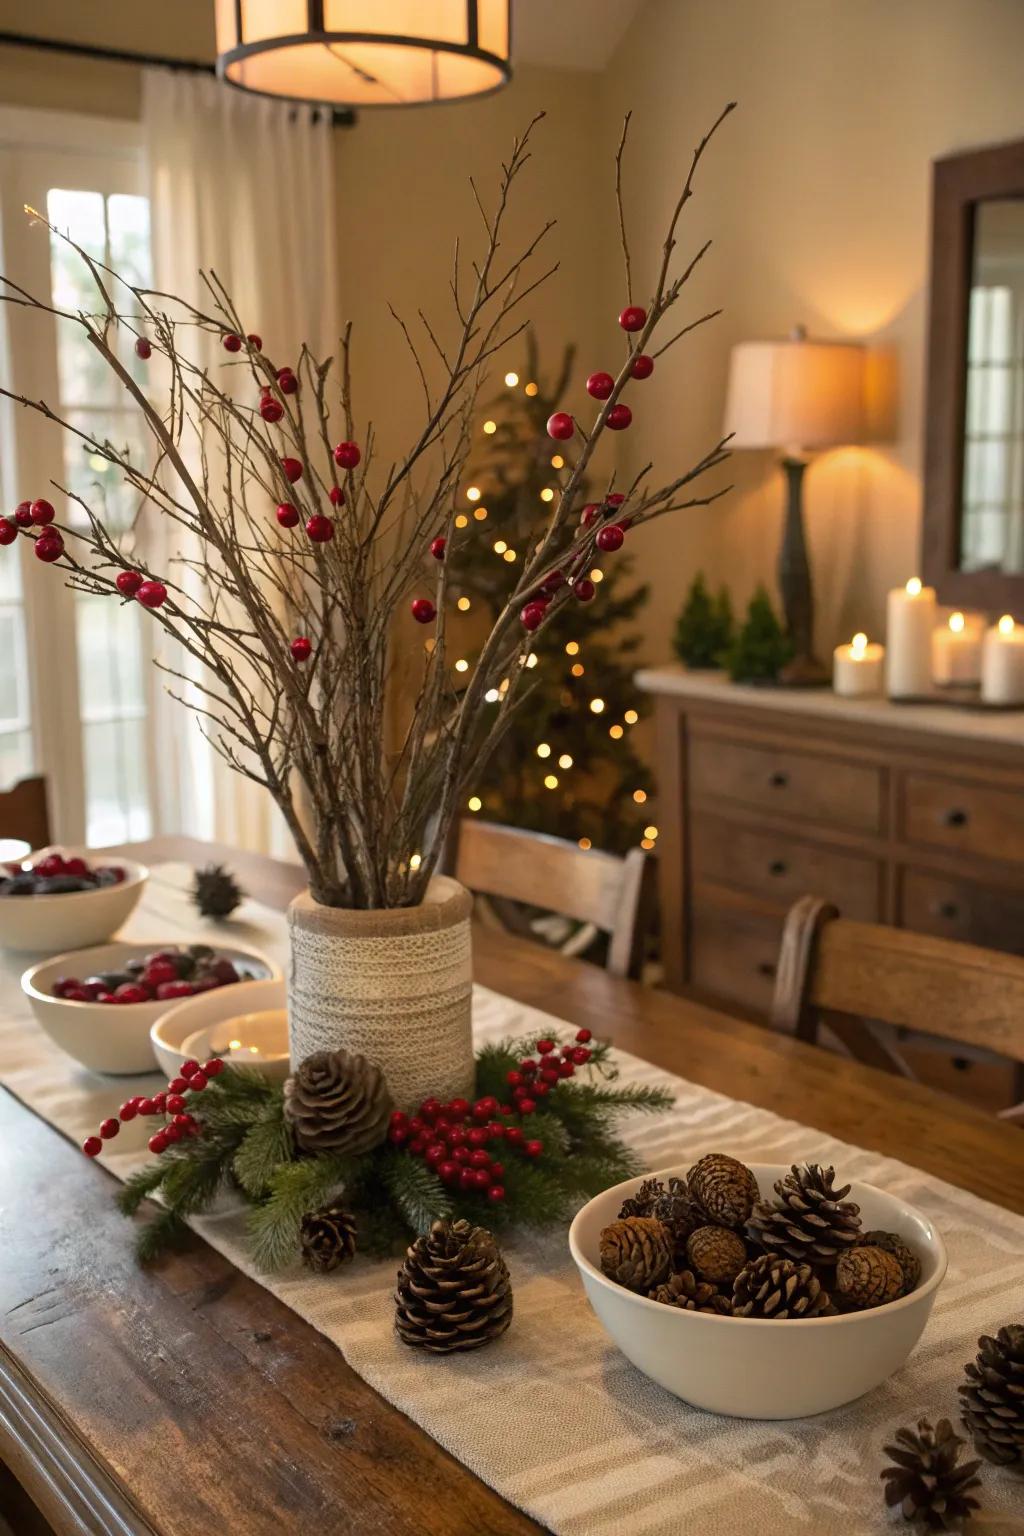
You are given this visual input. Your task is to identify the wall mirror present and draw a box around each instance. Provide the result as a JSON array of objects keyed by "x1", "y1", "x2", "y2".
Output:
[{"x1": 923, "y1": 137, "x2": 1024, "y2": 610}]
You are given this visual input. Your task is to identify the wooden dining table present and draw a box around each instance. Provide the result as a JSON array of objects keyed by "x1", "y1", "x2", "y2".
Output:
[{"x1": 2, "y1": 835, "x2": 1023, "y2": 1536}]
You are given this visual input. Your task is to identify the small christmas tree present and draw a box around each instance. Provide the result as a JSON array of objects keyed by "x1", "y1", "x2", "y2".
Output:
[
  {"x1": 727, "y1": 585, "x2": 793, "y2": 684},
  {"x1": 673, "y1": 573, "x2": 734, "y2": 668},
  {"x1": 445, "y1": 334, "x2": 654, "y2": 853}
]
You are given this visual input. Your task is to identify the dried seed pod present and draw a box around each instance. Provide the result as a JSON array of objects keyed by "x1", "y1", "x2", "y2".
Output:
[
  {"x1": 599, "y1": 1216, "x2": 673, "y2": 1292},
  {"x1": 860, "y1": 1229, "x2": 920, "y2": 1297},
  {"x1": 687, "y1": 1153, "x2": 759, "y2": 1229},
  {"x1": 648, "y1": 1269, "x2": 733, "y2": 1315},
  {"x1": 732, "y1": 1253, "x2": 833, "y2": 1319},
  {"x1": 685, "y1": 1225, "x2": 748, "y2": 1285},
  {"x1": 835, "y1": 1244, "x2": 904, "y2": 1310}
]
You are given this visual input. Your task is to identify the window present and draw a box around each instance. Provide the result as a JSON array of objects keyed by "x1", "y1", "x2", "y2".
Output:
[{"x1": 0, "y1": 110, "x2": 155, "y2": 844}]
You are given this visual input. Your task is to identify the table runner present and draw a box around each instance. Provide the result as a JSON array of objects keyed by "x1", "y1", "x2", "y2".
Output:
[{"x1": 2, "y1": 865, "x2": 1022, "y2": 1536}]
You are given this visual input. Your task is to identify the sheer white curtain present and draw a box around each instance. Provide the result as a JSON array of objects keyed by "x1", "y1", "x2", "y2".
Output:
[{"x1": 140, "y1": 69, "x2": 339, "y2": 858}]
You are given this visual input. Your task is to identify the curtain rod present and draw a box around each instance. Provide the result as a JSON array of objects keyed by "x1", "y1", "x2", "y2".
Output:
[{"x1": 0, "y1": 31, "x2": 356, "y2": 126}]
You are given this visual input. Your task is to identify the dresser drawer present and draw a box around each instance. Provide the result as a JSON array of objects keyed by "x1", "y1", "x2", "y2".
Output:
[
  {"x1": 689, "y1": 899, "x2": 784, "y2": 1017},
  {"x1": 902, "y1": 772, "x2": 1024, "y2": 865},
  {"x1": 901, "y1": 868, "x2": 1024, "y2": 954},
  {"x1": 691, "y1": 815, "x2": 881, "y2": 919},
  {"x1": 688, "y1": 731, "x2": 882, "y2": 834}
]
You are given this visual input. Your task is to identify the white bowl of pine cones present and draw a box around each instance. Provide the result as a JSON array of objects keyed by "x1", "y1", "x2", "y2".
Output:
[{"x1": 568, "y1": 1154, "x2": 947, "y2": 1419}]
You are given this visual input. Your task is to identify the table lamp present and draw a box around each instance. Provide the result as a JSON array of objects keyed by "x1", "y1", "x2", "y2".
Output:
[{"x1": 723, "y1": 325, "x2": 865, "y2": 685}]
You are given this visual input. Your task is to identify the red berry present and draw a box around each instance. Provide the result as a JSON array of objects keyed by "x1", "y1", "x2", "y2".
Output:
[
  {"x1": 411, "y1": 597, "x2": 436, "y2": 624},
  {"x1": 631, "y1": 354, "x2": 654, "y2": 379},
  {"x1": 291, "y1": 636, "x2": 312, "y2": 662},
  {"x1": 520, "y1": 1059, "x2": 537, "y2": 1075},
  {"x1": 247, "y1": 333, "x2": 263, "y2": 350},
  {"x1": 606, "y1": 404, "x2": 632, "y2": 431},
  {"x1": 389, "y1": 1123, "x2": 409, "y2": 1144},
  {"x1": 558, "y1": 1061, "x2": 575, "y2": 1078},
  {"x1": 425, "y1": 1142, "x2": 447, "y2": 1167},
  {"x1": 560, "y1": 1043, "x2": 574, "y2": 1058},
  {"x1": 281, "y1": 456, "x2": 303, "y2": 483},
  {"x1": 390, "y1": 1110, "x2": 409, "y2": 1126},
  {"x1": 306, "y1": 514, "x2": 334, "y2": 543},
  {"x1": 188, "y1": 1070, "x2": 208, "y2": 1091},
  {"x1": 575, "y1": 1027, "x2": 592, "y2": 1043},
  {"x1": 181, "y1": 1059, "x2": 200, "y2": 1078},
  {"x1": 472, "y1": 1168, "x2": 491, "y2": 1190},
  {"x1": 487, "y1": 1184, "x2": 506, "y2": 1203},
  {"x1": 490, "y1": 1162, "x2": 505, "y2": 1180},
  {"x1": 619, "y1": 305, "x2": 646, "y2": 332},
  {"x1": 459, "y1": 1167, "x2": 477, "y2": 1192},
  {"x1": 606, "y1": 493, "x2": 625, "y2": 508},
  {"x1": 449, "y1": 1098, "x2": 470, "y2": 1118},
  {"x1": 453, "y1": 1145, "x2": 472, "y2": 1164},
  {"x1": 329, "y1": 486, "x2": 345, "y2": 507},
  {"x1": 546, "y1": 412, "x2": 574, "y2": 441},
  {"x1": 517, "y1": 1097, "x2": 536, "y2": 1115},
  {"x1": 168, "y1": 1076, "x2": 188, "y2": 1094},
  {"x1": 580, "y1": 504, "x2": 602, "y2": 529},
  {"x1": 541, "y1": 571, "x2": 565, "y2": 597},
  {"x1": 586, "y1": 371, "x2": 614, "y2": 400},
  {"x1": 278, "y1": 368, "x2": 298, "y2": 393},
  {"x1": 135, "y1": 336, "x2": 152, "y2": 360},
  {"x1": 571, "y1": 1046, "x2": 591, "y2": 1065},
  {"x1": 83, "y1": 1136, "x2": 102, "y2": 1157},
  {"x1": 112, "y1": 983, "x2": 147, "y2": 1003},
  {"x1": 34, "y1": 535, "x2": 63, "y2": 563},
  {"x1": 333, "y1": 441, "x2": 361, "y2": 469},
  {"x1": 467, "y1": 1126, "x2": 489, "y2": 1147},
  {"x1": 143, "y1": 958, "x2": 178, "y2": 987},
  {"x1": 31, "y1": 498, "x2": 55, "y2": 526},
  {"x1": 172, "y1": 1113, "x2": 194, "y2": 1128},
  {"x1": 156, "y1": 980, "x2": 194, "y2": 1000},
  {"x1": 136, "y1": 580, "x2": 168, "y2": 609},
  {"x1": 596, "y1": 523, "x2": 625, "y2": 553},
  {"x1": 99, "y1": 1117, "x2": 120, "y2": 1139},
  {"x1": 536, "y1": 1039, "x2": 555, "y2": 1054},
  {"x1": 0, "y1": 518, "x2": 15, "y2": 546},
  {"x1": 276, "y1": 502, "x2": 300, "y2": 528},
  {"x1": 222, "y1": 332, "x2": 242, "y2": 352},
  {"x1": 14, "y1": 503, "x2": 32, "y2": 527},
  {"x1": 116, "y1": 570, "x2": 144, "y2": 597},
  {"x1": 164, "y1": 1123, "x2": 183, "y2": 1144},
  {"x1": 521, "y1": 601, "x2": 546, "y2": 632},
  {"x1": 420, "y1": 1097, "x2": 442, "y2": 1121},
  {"x1": 152, "y1": 1092, "x2": 167, "y2": 1112},
  {"x1": 260, "y1": 397, "x2": 284, "y2": 423},
  {"x1": 166, "y1": 1094, "x2": 186, "y2": 1114},
  {"x1": 573, "y1": 577, "x2": 595, "y2": 603},
  {"x1": 506, "y1": 1070, "x2": 523, "y2": 1087},
  {"x1": 438, "y1": 1160, "x2": 459, "y2": 1184},
  {"x1": 148, "y1": 1132, "x2": 169, "y2": 1154},
  {"x1": 63, "y1": 986, "x2": 91, "y2": 1002},
  {"x1": 204, "y1": 1058, "x2": 224, "y2": 1077},
  {"x1": 469, "y1": 1149, "x2": 491, "y2": 1169},
  {"x1": 430, "y1": 535, "x2": 446, "y2": 560},
  {"x1": 138, "y1": 1098, "x2": 156, "y2": 1116},
  {"x1": 533, "y1": 1081, "x2": 550, "y2": 1097},
  {"x1": 504, "y1": 1125, "x2": 524, "y2": 1145},
  {"x1": 448, "y1": 1124, "x2": 468, "y2": 1145},
  {"x1": 524, "y1": 1139, "x2": 543, "y2": 1158},
  {"x1": 486, "y1": 1121, "x2": 504, "y2": 1139},
  {"x1": 119, "y1": 1100, "x2": 138, "y2": 1121}
]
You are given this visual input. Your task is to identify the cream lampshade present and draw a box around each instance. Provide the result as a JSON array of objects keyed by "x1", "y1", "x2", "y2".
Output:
[
  {"x1": 723, "y1": 326, "x2": 866, "y2": 685},
  {"x1": 215, "y1": 1, "x2": 512, "y2": 108}
]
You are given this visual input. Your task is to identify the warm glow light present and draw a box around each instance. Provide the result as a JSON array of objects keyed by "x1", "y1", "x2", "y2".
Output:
[
  {"x1": 999, "y1": 614, "x2": 1016, "y2": 636},
  {"x1": 229, "y1": 1039, "x2": 241, "y2": 1051},
  {"x1": 633, "y1": 789, "x2": 647, "y2": 804},
  {"x1": 571, "y1": 663, "x2": 584, "y2": 677},
  {"x1": 558, "y1": 753, "x2": 573, "y2": 769},
  {"x1": 424, "y1": 637, "x2": 436, "y2": 653},
  {"x1": 591, "y1": 568, "x2": 604, "y2": 583},
  {"x1": 906, "y1": 577, "x2": 922, "y2": 597},
  {"x1": 609, "y1": 724, "x2": 624, "y2": 740},
  {"x1": 503, "y1": 549, "x2": 516, "y2": 563},
  {"x1": 473, "y1": 506, "x2": 488, "y2": 521},
  {"x1": 540, "y1": 488, "x2": 554, "y2": 503},
  {"x1": 623, "y1": 708, "x2": 638, "y2": 725},
  {"x1": 565, "y1": 641, "x2": 580, "y2": 656},
  {"x1": 949, "y1": 612, "x2": 965, "y2": 634},
  {"x1": 644, "y1": 825, "x2": 659, "y2": 839},
  {"x1": 468, "y1": 795, "x2": 482, "y2": 812},
  {"x1": 590, "y1": 698, "x2": 605, "y2": 714},
  {"x1": 483, "y1": 420, "x2": 497, "y2": 435},
  {"x1": 493, "y1": 540, "x2": 507, "y2": 554},
  {"x1": 578, "y1": 837, "x2": 592, "y2": 851},
  {"x1": 524, "y1": 382, "x2": 539, "y2": 397},
  {"x1": 851, "y1": 632, "x2": 868, "y2": 655},
  {"x1": 410, "y1": 852, "x2": 422, "y2": 871},
  {"x1": 640, "y1": 837, "x2": 655, "y2": 850},
  {"x1": 457, "y1": 596, "x2": 471, "y2": 611},
  {"x1": 455, "y1": 513, "x2": 469, "y2": 528},
  {"x1": 484, "y1": 688, "x2": 499, "y2": 702},
  {"x1": 504, "y1": 371, "x2": 519, "y2": 387},
  {"x1": 543, "y1": 773, "x2": 558, "y2": 789},
  {"x1": 454, "y1": 658, "x2": 469, "y2": 673},
  {"x1": 537, "y1": 742, "x2": 551, "y2": 758},
  {"x1": 551, "y1": 454, "x2": 564, "y2": 469},
  {"x1": 525, "y1": 653, "x2": 538, "y2": 669},
  {"x1": 466, "y1": 486, "x2": 481, "y2": 502}
]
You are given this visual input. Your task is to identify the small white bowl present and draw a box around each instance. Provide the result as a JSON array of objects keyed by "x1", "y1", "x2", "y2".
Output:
[
  {"x1": 182, "y1": 1007, "x2": 290, "y2": 1083},
  {"x1": 151, "y1": 976, "x2": 287, "y2": 1080},
  {"x1": 21, "y1": 941, "x2": 279, "y2": 1075},
  {"x1": 568, "y1": 1163, "x2": 947, "y2": 1419},
  {"x1": 1, "y1": 851, "x2": 148, "y2": 952}
]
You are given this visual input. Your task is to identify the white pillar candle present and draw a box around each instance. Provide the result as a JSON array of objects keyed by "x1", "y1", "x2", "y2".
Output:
[
  {"x1": 886, "y1": 577, "x2": 937, "y2": 697},
  {"x1": 981, "y1": 615, "x2": 1024, "y2": 704},
  {"x1": 932, "y1": 611, "x2": 984, "y2": 686},
  {"x1": 833, "y1": 632, "x2": 884, "y2": 696}
]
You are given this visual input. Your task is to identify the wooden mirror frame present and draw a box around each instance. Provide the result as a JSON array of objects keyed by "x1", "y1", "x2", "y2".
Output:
[{"x1": 923, "y1": 136, "x2": 1024, "y2": 611}]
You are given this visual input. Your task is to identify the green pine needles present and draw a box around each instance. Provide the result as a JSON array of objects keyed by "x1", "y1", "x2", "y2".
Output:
[
  {"x1": 117, "y1": 1038, "x2": 672, "y2": 1270},
  {"x1": 673, "y1": 572, "x2": 734, "y2": 669}
]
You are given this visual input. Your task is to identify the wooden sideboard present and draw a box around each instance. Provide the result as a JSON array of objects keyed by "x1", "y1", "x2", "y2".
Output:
[{"x1": 637, "y1": 667, "x2": 1024, "y2": 1020}]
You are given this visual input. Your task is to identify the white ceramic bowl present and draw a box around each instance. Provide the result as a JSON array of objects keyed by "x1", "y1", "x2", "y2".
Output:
[
  {"x1": 568, "y1": 1163, "x2": 947, "y2": 1419},
  {"x1": 21, "y1": 941, "x2": 279, "y2": 1075},
  {"x1": 1, "y1": 851, "x2": 148, "y2": 952},
  {"x1": 151, "y1": 976, "x2": 287, "y2": 1080}
]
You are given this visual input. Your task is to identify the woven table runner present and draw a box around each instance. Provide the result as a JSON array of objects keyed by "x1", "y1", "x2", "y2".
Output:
[{"x1": 1, "y1": 865, "x2": 1022, "y2": 1536}]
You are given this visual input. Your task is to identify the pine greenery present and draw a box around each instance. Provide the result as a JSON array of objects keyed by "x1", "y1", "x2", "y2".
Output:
[
  {"x1": 673, "y1": 573, "x2": 734, "y2": 668},
  {"x1": 118, "y1": 1036, "x2": 674, "y2": 1270},
  {"x1": 726, "y1": 584, "x2": 794, "y2": 683}
]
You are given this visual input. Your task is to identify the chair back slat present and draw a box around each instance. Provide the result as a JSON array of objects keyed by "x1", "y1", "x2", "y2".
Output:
[{"x1": 0, "y1": 776, "x2": 50, "y2": 849}]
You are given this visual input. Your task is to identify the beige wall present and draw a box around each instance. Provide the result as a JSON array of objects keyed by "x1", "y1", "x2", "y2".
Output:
[{"x1": 600, "y1": 0, "x2": 1024, "y2": 660}]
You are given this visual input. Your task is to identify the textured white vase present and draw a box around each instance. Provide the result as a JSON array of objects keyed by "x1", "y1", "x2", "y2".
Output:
[{"x1": 286, "y1": 875, "x2": 474, "y2": 1110}]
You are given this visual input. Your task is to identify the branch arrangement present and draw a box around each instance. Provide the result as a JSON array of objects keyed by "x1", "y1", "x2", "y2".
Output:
[{"x1": 0, "y1": 107, "x2": 734, "y2": 909}]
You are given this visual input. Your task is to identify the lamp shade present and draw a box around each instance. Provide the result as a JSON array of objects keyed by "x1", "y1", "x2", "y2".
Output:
[
  {"x1": 215, "y1": 1, "x2": 512, "y2": 108},
  {"x1": 724, "y1": 329, "x2": 865, "y2": 452}
]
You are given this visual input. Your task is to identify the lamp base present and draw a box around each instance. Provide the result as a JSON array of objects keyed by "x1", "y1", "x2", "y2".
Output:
[{"x1": 777, "y1": 652, "x2": 830, "y2": 688}]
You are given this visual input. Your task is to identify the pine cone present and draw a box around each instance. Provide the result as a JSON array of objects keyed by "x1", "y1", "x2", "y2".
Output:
[
  {"x1": 835, "y1": 1245, "x2": 904, "y2": 1310},
  {"x1": 732, "y1": 1253, "x2": 834, "y2": 1319},
  {"x1": 300, "y1": 1205, "x2": 357, "y2": 1273},
  {"x1": 599, "y1": 1216, "x2": 673, "y2": 1292},
  {"x1": 618, "y1": 1176, "x2": 666, "y2": 1220},
  {"x1": 652, "y1": 1178, "x2": 702, "y2": 1246},
  {"x1": 394, "y1": 1218, "x2": 512, "y2": 1354},
  {"x1": 192, "y1": 862, "x2": 243, "y2": 919},
  {"x1": 648, "y1": 1269, "x2": 733, "y2": 1315},
  {"x1": 686, "y1": 1225, "x2": 748, "y2": 1285},
  {"x1": 861, "y1": 1229, "x2": 921, "y2": 1298},
  {"x1": 687, "y1": 1153, "x2": 759, "y2": 1229},
  {"x1": 284, "y1": 1048, "x2": 393, "y2": 1155},
  {"x1": 746, "y1": 1163, "x2": 862, "y2": 1265},
  {"x1": 881, "y1": 1418, "x2": 982, "y2": 1531},
  {"x1": 959, "y1": 1324, "x2": 1024, "y2": 1468}
]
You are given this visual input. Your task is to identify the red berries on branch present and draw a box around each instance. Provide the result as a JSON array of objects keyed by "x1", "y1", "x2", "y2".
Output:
[
  {"x1": 631, "y1": 354, "x2": 655, "y2": 379},
  {"x1": 14, "y1": 503, "x2": 32, "y2": 528},
  {"x1": 247, "y1": 333, "x2": 263, "y2": 351},
  {"x1": 135, "y1": 337, "x2": 152, "y2": 360},
  {"x1": 222, "y1": 332, "x2": 243, "y2": 353},
  {"x1": 520, "y1": 600, "x2": 546, "y2": 632},
  {"x1": 0, "y1": 519, "x2": 15, "y2": 546},
  {"x1": 34, "y1": 533, "x2": 63, "y2": 563},
  {"x1": 116, "y1": 570, "x2": 144, "y2": 597},
  {"x1": 305, "y1": 514, "x2": 334, "y2": 543},
  {"x1": 328, "y1": 486, "x2": 345, "y2": 507},
  {"x1": 136, "y1": 580, "x2": 168, "y2": 609},
  {"x1": 277, "y1": 367, "x2": 297, "y2": 394},
  {"x1": 82, "y1": 1055, "x2": 224, "y2": 1158},
  {"x1": 573, "y1": 577, "x2": 596, "y2": 602},
  {"x1": 596, "y1": 523, "x2": 625, "y2": 553},
  {"x1": 333, "y1": 441, "x2": 361, "y2": 469},
  {"x1": 580, "y1": 504, "x2": 600, "y2": 529},
  {"x1": 411, "y1": 597, "x2": 436, "y2": 624},
  {"x1": 430, "y1": 535, "x2": 446, "y2": 561},
  {"x1": 30, "y1": 499, "x2": 55, "y2": 525},
  {"x1": 276, "y1": 502, "x2": 300, "y2": 528},
  {"x1": 586, "y1": 371, "x2": 614, "y2": 400},
  {"x1": 281, "y1": 457, "x2": 303, "y2": 484},
  {"x1": 546, "y1": 411, "x2": 574, "y2": 441},
  {"x1": 606, "y1": 403, "x2": 632, "y2": 431},
  {"x1": 619, "y1": 304, "x2": 647, "y2": 332},
  {"x1": 291, "y1": 636, "x2": 312, "y2": 663},
  {"x1": 260, "y1": 397, "x2": 284, "y2": 424}
]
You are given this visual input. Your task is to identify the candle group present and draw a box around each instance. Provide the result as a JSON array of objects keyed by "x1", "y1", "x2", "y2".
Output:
[
  {"x1": 932, "y1": 611, "x2": 984, "y2": 686},
  {"x1": 885, "y1": 578, "x2": 936, "y2": 697},
  {"x1": 833, "y1": 632, "x2": 885, "y2": 696},
  {"x1": 981, "y1": 615, "x2": 1024, "y2": 704}
]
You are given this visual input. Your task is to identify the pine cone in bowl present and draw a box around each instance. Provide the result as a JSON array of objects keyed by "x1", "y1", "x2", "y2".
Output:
[
  {"x1": 746, "y1": 1162, "x2": 862, "y2": 1266},
  {"x1": 835, "y1": 1245, "x2": 904, "y2": 1310},
  {"x1": 732, "y1": 1253, "x2": 834, "y2": 1319},
  {"x1": 686, "y1": 1225, "x2": 748, "y2": 1285},
  {"x1": 687, "y1": 1153, "x2": 759, "y2": 1229},
  {"x1": 599, "y1": 1216, "x2": 673, "y2": 1292}
]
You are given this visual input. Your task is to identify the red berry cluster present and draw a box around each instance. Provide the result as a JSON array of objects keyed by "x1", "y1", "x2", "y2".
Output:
[
  {"x1": 82, "y1": 1055, "x2": 225, "y2": 1158},
  {"x1": 54, "y1": 945, "x2": 243, "y2": 1006},
  {"x1": 0, "y1": 498, "x2": 65, "y2": 562}
]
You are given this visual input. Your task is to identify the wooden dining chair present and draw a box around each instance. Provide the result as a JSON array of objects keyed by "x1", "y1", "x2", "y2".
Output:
[
  {"x1": 772, "y1": 895, "x2": 1024, "y2": 1122},
  {"x1": 453, "y1": 818, "x2": 655, "y2": 980},
  {"x1": 0, "y1": 776, "x2": 50, "y2": 850}
]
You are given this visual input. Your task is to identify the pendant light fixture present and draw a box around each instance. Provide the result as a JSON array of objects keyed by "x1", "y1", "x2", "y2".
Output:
[{"x1": 215, "y1": 2, "x2": 512, "y2": 108}]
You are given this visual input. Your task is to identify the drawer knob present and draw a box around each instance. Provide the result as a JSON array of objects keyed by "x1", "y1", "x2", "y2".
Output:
[
  {"x1": 933, "y1": 900, "x2": 960, "y2": 921},
  {"x1": 943, "y1": 807, "x2": 969, "y2": 828},
  {"x1": 768, "y1": 859, "x2": 788, "y2": 877},
  {"x1": 769, "y1": 771, "x2": 789, "y2": 788},
  {"x1": 757, "y1": 960, "x2": 777, "y2": 978}
]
